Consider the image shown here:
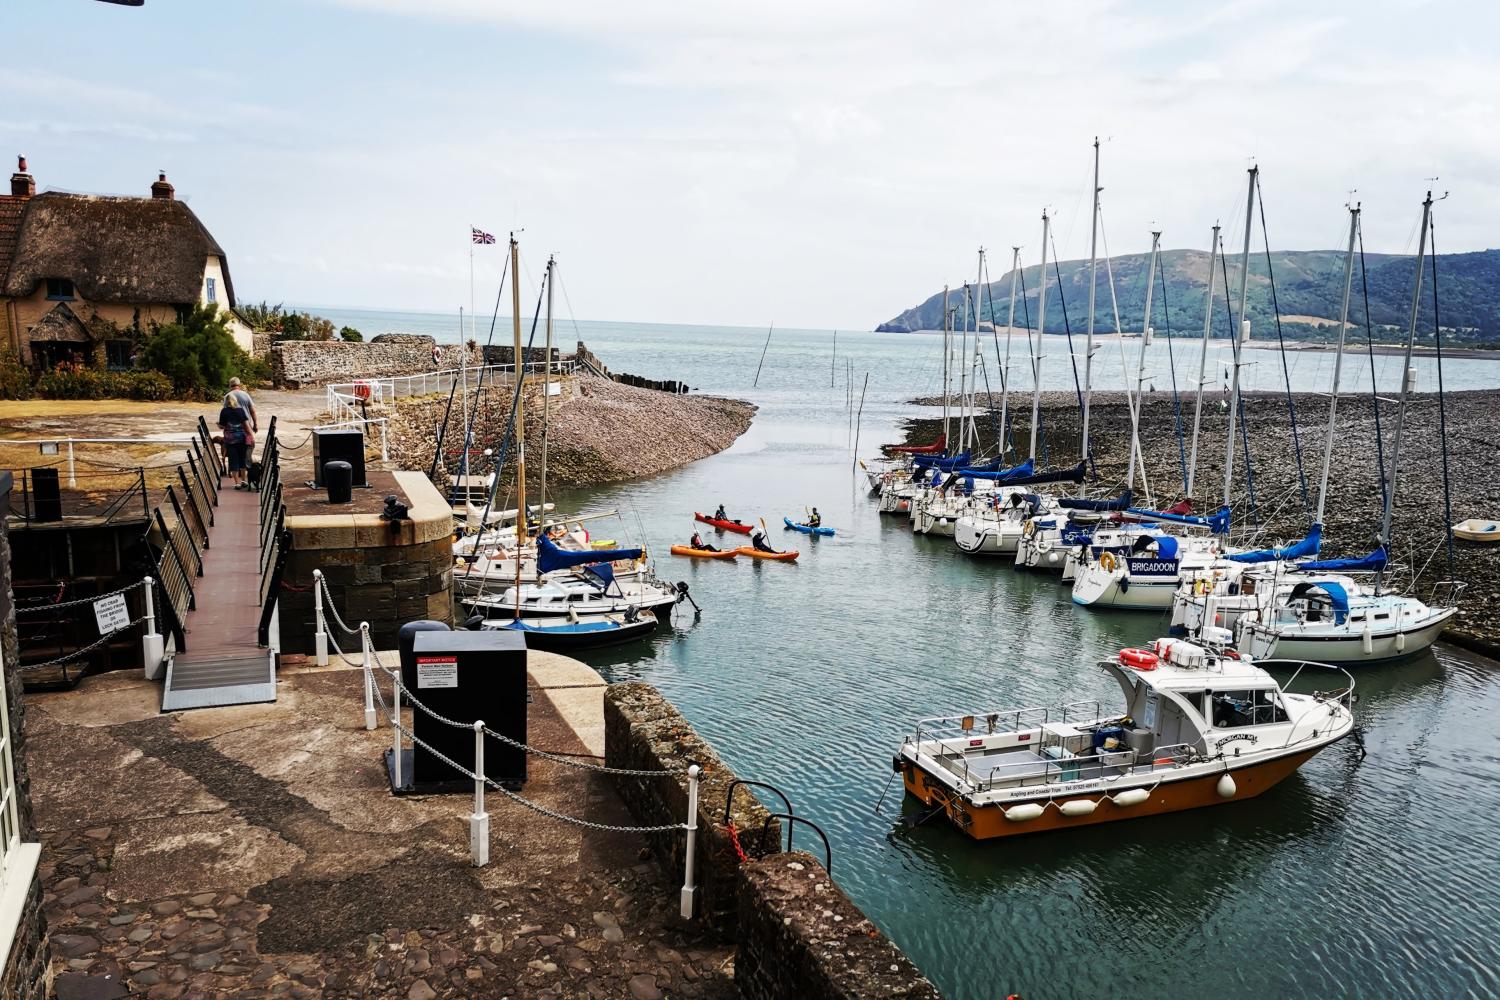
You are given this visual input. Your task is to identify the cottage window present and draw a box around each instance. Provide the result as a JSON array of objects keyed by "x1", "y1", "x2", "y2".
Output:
[
  {"x1": 206, "y1": 277, "x2": 216, "y2": 304},
  {"x1": 45, "y1": 279, "x2": 74, "y2": 301},
  {"x1": 106, "y1": 341, "x2": 134, "y2": 372}
]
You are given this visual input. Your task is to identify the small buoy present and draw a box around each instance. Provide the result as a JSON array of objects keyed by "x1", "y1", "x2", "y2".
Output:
[
  {"x1": 1216, "y1": 773, "x2": 1237, "y2": 799},
  {"x1": 1112, "y1": 788, "x2": 1149, "y2": 807},
  {"x1": 1396, "y1": 630, "x2": 1407, "y2": 653},
  {"x1": 1361, "y1": 626, "x2": 1373, "y2": 655},
  {"x1": 1059, "y1": 799, "x2": 1097, "y2": 817},
  {"x1": 1004, "y1": 803, "x2": 1045, "y2": 822}
]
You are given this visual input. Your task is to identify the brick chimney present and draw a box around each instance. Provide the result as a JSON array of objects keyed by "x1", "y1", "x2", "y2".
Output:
[
  {"x1": 9, "y1": 155, "x2": 34, "y2": 198},
  {"x1": 150, "y1": 170, "x2": 174, "y2": 200}
]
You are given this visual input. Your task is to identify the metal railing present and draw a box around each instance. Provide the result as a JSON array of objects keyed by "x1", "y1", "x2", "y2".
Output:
[
  {"x1": 8, "y1": 466, "x2": 152, "y2": 525},
  {"x1": 324, "y1": 360, "x2": 578, "y2": 418},
  {"x1": 257, "y1": 420, "x2": 286, "y2": 647}
]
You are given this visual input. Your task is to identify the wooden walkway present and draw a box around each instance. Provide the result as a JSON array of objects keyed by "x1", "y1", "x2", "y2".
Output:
[{"x1": 161, "y1": 484, "x2": 276, "y2": 711}]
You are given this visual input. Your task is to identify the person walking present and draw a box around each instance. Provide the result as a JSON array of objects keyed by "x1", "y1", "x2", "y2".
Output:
[
  {"x1": 227, "y1": 377, "x2": 258, "y2": 434},
  {"x1": 217, "y1": 392, "x2": 254, "y2": 490}
]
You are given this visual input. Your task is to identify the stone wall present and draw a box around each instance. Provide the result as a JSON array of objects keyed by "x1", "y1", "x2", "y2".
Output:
[
  {"x1": 603, "y1": 683, "x2": 781, "y2": 934},
  {"x1": 480, "y1": 345, "x2": 561, "y2": 366},
  {"x1": 0, "y1": 473, "x2": 50, "y2": 1000},
  {"x1": 270, "y1": 337, "x2": 482, "y2": 388},
  {"x1": 278, "y1": 471, "x2": 454, "y2": 652},
  {"x1": 251, "y1": 332, "x2": 273, "y2": 360},
  {"x1": 576, "y1": 341, "x2": 689, "y2": 394},
  {"x1": 736, "y1": 852, "x2": 941, "y2": 1000}
]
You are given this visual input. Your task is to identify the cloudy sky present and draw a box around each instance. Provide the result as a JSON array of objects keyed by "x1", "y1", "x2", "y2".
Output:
[{"x1": 6, "y1": 0, "x2": 1495, "y2": 328}]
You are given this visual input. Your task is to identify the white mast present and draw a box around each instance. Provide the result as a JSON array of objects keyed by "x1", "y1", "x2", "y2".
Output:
[
  {"x1": 1028, "y1": 211, "x2": 1050, "y2": 461},
  {"x1": 1376, "y1": 191, "x2": 1434, "y2": 592},
  {"x1": 1126, "y1": 231, "x2": 1161, "y2": 494},
  {"x1": 971, "y1": 248, "x2": 985, "y2": 452},
  {"x1": 1186, "y1": 225, "x2": 1220, "y2": 497},
  {"x1": 1315, "y1": 205, "x2": 1360, "y2": 527},
  {"x1": 957, "y1": 281, "x2": 971, "y2": 452},
  {"x1": 999, "y1": 246, "x2": 1021, "y2": 460},
  {"x1": 1080, "y1": 137, "x2": 1100, "y2": 468},
  {"x1": 540, "y1": 254, "x2": 555, "y2": 523},
  {"x1": 1222, "y1": 166, "x2": 1259, "y2": 510},
  {"x1": 941, "y1": 285, "x2": 951, "y2": 446}
]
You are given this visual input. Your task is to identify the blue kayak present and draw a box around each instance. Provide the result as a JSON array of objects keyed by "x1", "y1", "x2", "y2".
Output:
[{"x1": 784, "y1": 517, "x2": 835, "y2": 537}]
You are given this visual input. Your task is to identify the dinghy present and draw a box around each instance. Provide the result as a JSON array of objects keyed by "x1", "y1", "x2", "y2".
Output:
[
  {"x1": 493, "y1": 609, "x2": 659, "y2": 650},
  {"x1": 1453, "y1": 519, "x2": 1500, "y2": 544}
]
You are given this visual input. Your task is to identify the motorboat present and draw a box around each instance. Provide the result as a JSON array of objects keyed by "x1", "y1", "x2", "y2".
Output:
[
  {"x1": 893, "y1": 635, "x2": 1356, "y2": 840},
  {"x1": 487, "y1": 608, "x2": 659, "y2": 650},
  {"x1": 463, "y1": 570, "x2": 681, "y2": 622}
]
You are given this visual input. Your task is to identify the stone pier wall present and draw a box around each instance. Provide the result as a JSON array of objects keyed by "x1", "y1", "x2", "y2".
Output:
[
  {"x1": 270, "y1": 336, "x2": 483, "y2": 388},
  {"x1": 603, "y1": 683, "x2": 781, "y2": 934},
  {"x1": 278, "y1": 471, "x2": 454, "y2": 653},
  {"x1": 736, "y1": 852, "x2": 941, "y2": 1000}
]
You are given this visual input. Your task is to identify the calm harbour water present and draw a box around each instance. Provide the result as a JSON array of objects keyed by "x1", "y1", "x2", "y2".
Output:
[{"x1": 352, "y1": 309, "x2": 1500, "y2": 998}]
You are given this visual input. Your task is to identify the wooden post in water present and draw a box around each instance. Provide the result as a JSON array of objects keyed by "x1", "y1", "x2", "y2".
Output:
[
  {"x1": 851, "y1": 373, "x2": 869, "y2": 471},
  {"x1": 752, "y1": 323, "x2": 775, "y2": 387},
  {"x1": 830, "y1": 330, "x2": 837, "y2": 388}
]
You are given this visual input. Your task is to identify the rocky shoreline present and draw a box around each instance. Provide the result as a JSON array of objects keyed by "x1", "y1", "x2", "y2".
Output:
[
  {"x1": 387, "y1": 373, "x2": 756, "y2": 489},
  {"x1": 897, "y1": 389, "x2": 1500, "y2": 656}
]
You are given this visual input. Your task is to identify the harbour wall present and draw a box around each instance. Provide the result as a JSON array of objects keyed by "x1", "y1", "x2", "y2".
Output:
[
  {"x1": 603, "y1": 682, "x2": 941, "y2": 997},
  {"x1": 270, "y1": 336, "x2": 483, "y2": 388}
]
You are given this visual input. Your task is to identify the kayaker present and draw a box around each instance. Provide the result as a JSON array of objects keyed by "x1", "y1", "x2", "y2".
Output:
[
  {"x1": 689, "y1": 531, "x2": 719, "y2": 553},
  {"x1": 714, "y1": 503, "x2": 728, "y2": 521},
  {"x1": 751, "y1": 529, "x2": 777, "y2": 554},
  {"x1": 808, "y1": 508, "x2": 822, "y2": 528}
]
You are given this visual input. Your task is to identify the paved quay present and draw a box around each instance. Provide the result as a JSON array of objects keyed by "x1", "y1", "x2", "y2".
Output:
[{"x1": 28, "y1": 650, "x2": 733, "y2": 999}]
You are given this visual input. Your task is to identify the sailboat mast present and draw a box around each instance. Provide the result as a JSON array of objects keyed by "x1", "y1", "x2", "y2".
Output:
[
  {"x1": 1221, "y1": 166, "x2": 1259, "y2": 510},
  {"x1": 940, "y1": 286, "x2": 951, "y2": 445},
  {"x1": 1080, "y1": 137, "x2": 1100, "y2": 467},
  {"x1": 510, "y1": 232, "x2": 527, "y2": 551},
  {"x1": 1126, "y1": 232, "x2": 1161, "y2": 492},
  {"x1": 1376, "y1": 191, "x2": 1434, "y2": 589},
  {"x1": 1028, "y1": 211, "x2": 1050, "y2": 462},
  {"x1": 971, "y1": 248, "x2": 985, "y2": 452},
  {"x1": 999, "y1": 246, "x2": 1021, "y2": 460},
  {"x1": 1315, "y1": 205, "x2": 1360, "y2": 526},
  {"x1": 540, "y1": 254, "x2": 555, "y2": 527},
  {"x1": 1186, "y1": 225, "x2": 1220, "y2": 497},
  {"x1": 957, "y1": 283, "x2": 971, "y2": 452}
]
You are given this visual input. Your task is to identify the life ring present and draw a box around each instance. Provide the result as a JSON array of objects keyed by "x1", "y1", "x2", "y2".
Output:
[
  {"x1": 1098, "y1": 551, "x2": 1118, "y2": 573},
  {"x1": 1118, "y1": 647, "x2": 1159, "y2": 670},
  {"x1": 1023, "y1": 519, "x2": 1036, "y2": 537}
]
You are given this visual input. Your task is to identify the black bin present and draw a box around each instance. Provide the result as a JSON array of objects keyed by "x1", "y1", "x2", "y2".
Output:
[
  {"x1": 388, "y1": 626, "x2": 528, "y2": 794},
  {"x1": 30, "y1": 467, "x2": 61, "y2": 522},
  {"x1": 324, "y1": 461, "x2": 352, "y2": 504}
]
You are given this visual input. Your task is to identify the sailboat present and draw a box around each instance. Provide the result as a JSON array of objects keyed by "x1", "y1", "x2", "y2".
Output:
[{"x1": 1234, "y1": 192, "x2": 1458, "y2": 662}]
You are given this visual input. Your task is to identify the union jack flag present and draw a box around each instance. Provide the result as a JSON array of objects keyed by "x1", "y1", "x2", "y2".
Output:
[{"x1": 471, "y1": 227, "x2": 496, "y2": 245}]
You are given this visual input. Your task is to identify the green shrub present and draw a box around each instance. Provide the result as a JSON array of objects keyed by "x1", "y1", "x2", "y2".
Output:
[
  {"x1": 139, "y1": 304, "x2": 248, "y2": 399},
  {"x1": 339, "y1": 325, "x2": 363, "y2": 342},
  {"x1": 124, "y1": 370, "x2": 173, "y2": 400},
  {"x1": 0, "y1": 350, "x2": 34, "y2": 400},
  {"x1": 32, "y1": 368, "x2": 174, "y2": 401}
]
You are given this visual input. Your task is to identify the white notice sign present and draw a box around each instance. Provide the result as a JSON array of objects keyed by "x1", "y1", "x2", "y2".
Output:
[
  {"x1": 416, "y1": 656, "x2": 459, "y2": 689},
  {"x1": 93, "y1": 593, "x2": 130, "y2": 635}
]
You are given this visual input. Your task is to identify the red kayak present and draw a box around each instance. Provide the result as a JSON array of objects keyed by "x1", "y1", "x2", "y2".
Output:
[
  {"x1": 884, "y1": 434, "x2": 946, "y2": 455},
  {"x1": 694, "y1": 512, "x2": 753, "y2": 534}
]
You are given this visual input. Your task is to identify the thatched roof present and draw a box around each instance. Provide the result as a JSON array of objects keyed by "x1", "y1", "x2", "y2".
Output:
[
  {"x1": 0, "y1": 196, "x2": 25, "y2": 283},
  {"x1": 1, "y1": 192, "x2": 235, "y2": 305},
  {"x1": 29, "y1": 302, "x2": 90, "y2": 343}
]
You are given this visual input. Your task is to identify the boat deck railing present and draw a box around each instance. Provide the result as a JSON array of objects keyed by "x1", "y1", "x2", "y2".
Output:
[
  {"x1": 911, "y1": 700, "x2": 1104, "y2": 753},
  {"x1": 963, "y1": 741, "x2": 1200, "y2": 792}
]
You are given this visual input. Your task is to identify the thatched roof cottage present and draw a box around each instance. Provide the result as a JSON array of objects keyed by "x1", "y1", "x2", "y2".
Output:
[{"x1": 0, "y1": 156, "x2": 252, "y2": 367}]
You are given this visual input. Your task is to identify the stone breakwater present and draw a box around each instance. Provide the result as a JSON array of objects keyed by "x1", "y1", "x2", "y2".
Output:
[
  {"x1": 388, "y1": 373, "x2": 756, "y2": 488},
  {"x1": 900, "y1": 389, "x2": 1500, "y2": 655}
]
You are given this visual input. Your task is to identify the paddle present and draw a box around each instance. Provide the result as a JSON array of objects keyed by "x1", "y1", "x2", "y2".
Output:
[{"x1": 758, "y1": 515, "x2": 777, "y2": 553}]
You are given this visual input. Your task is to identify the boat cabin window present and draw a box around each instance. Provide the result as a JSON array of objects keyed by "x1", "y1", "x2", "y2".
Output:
[{"x1": 1211, "y1": 689, "x2": 1286, "y2": 728}]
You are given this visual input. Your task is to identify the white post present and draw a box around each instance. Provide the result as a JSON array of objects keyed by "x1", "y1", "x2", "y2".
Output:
[
  {"x1": 470, "y1": 720, "x2": 489, "y2": 867},
  {"x1": 680, "y1": 763, "x2": 701, "y2": 919},
  {"x1": 380, "y1": 421, "x2": 389, "y2": 462},
  {"x1": 361, "y1": 623, "x2": 376, "y2": 731},
  {"x1": 392, "y1": 671, "x2": 403, "y2": 790},
  {"x1": 313, "y1": 569, "x2": 328, "y2": 666},
  {"x1": 141, "y1": 576, "x2": 164, "y2": 681},
  {"x1": 67, "y1": 440, "x2": 76, "y2": 487}
]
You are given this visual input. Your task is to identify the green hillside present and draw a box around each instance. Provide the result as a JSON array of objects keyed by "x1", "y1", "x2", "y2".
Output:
[{"x1": 876, "y1": 248, "x2": 1500, "y2": 347}]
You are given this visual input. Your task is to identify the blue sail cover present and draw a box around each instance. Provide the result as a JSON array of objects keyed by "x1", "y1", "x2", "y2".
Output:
[
  {"x1": 1226, "y1": 523, "x2": 1323, "y2": 564},
  {"x1": 962, "y1": 460, "x2": 1082, "y2": 486},
  {"x1": 1297, "y1": 546, "x2": 1388, "y2": 573},
  {"x1": 955, "y1": 458, "x2": 1035, "y2": 482},
  {"x1": 1125, "y1": 504, "x2": 1232, "y2": 535},
  {"x1": 1152, "y1": 534, "x2": 1180, "y2": 559},
  {"x1": 1290, "y1": 580, "x2": 1350, "y2": 625},
  {"x1": 913, "y1": 451, "x2": 973, "y2": 471},
  {"x1": 1059, "y1": 490, "x2": 1134, "y2": 512},
  {"x1": 536, "y1": 532, "x2": 643, "y2": 576}
]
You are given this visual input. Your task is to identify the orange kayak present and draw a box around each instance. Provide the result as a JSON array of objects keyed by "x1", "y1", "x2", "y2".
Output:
[
  {"x1": 670, "y1": 545, "x2": 738, "y2": 560},
  {"x1": 735, "y1": 546, "x2": 799, "y2": 562}
]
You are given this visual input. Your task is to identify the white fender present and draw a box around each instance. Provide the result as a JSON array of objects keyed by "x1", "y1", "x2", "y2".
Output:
[
  {"x1": 1216, "y1": 773, "x2": 1237, "y2": 799},
  {"x1": 1112, "y1": 788, "x2": 1150, "y2": 807},
  {"x1": 1004, "y1": 803, "x2": 1045, "y2": 822},
  {"x1": 1361, "y1": 626, "x2": 1373, "y2": 655},
  {"x1": 1059, "y1": 799, "x2": 1097, "y2": 817},
  {"x1": 1395, "y1": 630, "x2": 1407, "y2": 653}
]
